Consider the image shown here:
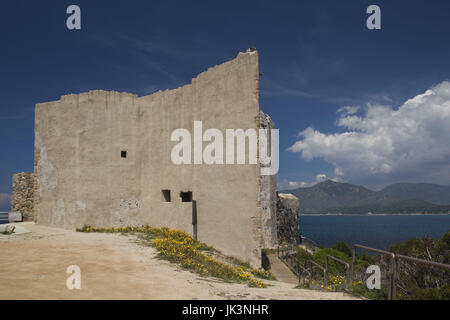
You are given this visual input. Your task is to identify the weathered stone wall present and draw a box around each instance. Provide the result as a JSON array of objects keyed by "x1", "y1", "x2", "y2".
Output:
[
  {"x1": 34, "y1": 90, "x2": 141, "y2": 229},
  {"x1": 276, "y1": 193, "x2": 300, "y2": 245},
  {"x1": 34, "y1": 50, "x2": 274, "y2": 268},
  {"x1": 258, "y1": 111, "x2": 278, "y2": 248},
  {"x1": 11, "y1": 172, "x2": 35, "y2": 221}
]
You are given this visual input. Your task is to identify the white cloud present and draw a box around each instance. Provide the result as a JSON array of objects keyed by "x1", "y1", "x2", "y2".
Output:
[
  {"x1": 337, "y1": 106, "x2": 359, "y2": 115},
  {"x1": 288, "y1": 81, "x2": 450, "y2": 186},
  {"x1": 288, "y1": 181, "x2": 311, "y2": 188},
  {"x1": 279, "y1": 173, "x2": 333, "y2": 190},
  {"x1": 334, "y1": 167, "x2": 344, "y2": 176}
]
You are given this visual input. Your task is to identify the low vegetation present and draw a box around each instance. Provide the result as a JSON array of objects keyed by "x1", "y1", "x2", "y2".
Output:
[
  {"x1": 76, "y1": 225, "x2": 274, "y2": 288},
  {"x1": 292, "y1": 232, "x2": 449, "y2": 300},
  {"x1": 387, "y1": 231, "x2": 450, "y2": 300},
  {"x1": 293, "y1": 242, "x2": 387, "y2": 299}
]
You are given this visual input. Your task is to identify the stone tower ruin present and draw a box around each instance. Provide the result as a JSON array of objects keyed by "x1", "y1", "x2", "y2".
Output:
[{"x1": 31, "y1": 50, "x2": 284, "y2": 267}]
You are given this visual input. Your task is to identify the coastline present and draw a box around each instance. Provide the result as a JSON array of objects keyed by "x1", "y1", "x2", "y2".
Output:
[
  {"x1": 298, "y1": 214, "x2": 450, "y2": 250},
  {"x1": 300, "y1": 213, "x2": 450, "y2": 216}
]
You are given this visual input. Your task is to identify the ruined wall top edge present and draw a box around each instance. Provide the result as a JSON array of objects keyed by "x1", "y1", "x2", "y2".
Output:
[{"x1": 35, "y1": 50, "x2": 258, "y2": 107}]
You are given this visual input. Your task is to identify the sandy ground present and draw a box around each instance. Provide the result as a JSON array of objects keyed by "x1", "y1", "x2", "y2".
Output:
[{"x1": 0, "y1": 223, "x2": 356, "y2": 300}]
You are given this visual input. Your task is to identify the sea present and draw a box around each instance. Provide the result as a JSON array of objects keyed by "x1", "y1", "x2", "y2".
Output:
[{"x1": 300, "y1": 214, "x2": 450, "y2": 250}]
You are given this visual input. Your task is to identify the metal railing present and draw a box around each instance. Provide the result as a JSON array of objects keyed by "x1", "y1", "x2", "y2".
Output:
[
  {"x1": 308, "y1": 259, "x2": 327, "y2": 287},
  {"x1": 277, "y1": 244, "x2": 299, "y2": 277},
  {"x1": 352, "y1": 244, "x2": 397, "y2": 299},
  {"x1": 326, "y1": 254, "x2": 351, "y2": 291},
  {"x1": 277, "y1": 241, "x2": 450, "y2": 299},
  {"x1": 352, "y1": 244, "x2": 450, "y2": 300},
  {"x1": 277, "y1": 244, "x2": 327, "y2": 287},
  {"x1": 299, "y1": 237, "x2": 318, "y2": 254},
  {"x1": 0, "y1": 212, "x2": 9, "y2": 223}
]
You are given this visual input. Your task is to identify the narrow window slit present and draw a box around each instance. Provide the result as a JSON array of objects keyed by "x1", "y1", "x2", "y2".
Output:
[{"x1": 162, "y1": 189, "x2": 171, "y2": 202}]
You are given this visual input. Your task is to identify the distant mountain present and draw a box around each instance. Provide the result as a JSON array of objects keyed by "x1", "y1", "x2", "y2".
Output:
[
  {"x1": 283, "y1": 180, "x2": 450, "y2": 214},
  {"x1": 377, "y1": 183, "x2": 450, "y2": 205}
]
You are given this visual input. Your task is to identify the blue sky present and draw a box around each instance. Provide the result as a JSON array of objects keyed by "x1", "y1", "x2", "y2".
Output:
[{"x1": 1, "y1": 0, "x2": 450, "y2": 210}]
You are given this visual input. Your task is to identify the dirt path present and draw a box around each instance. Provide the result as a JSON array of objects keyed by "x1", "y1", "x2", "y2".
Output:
[{"x1": 0, "y1": 223, "x2": 357, "y2": 300}]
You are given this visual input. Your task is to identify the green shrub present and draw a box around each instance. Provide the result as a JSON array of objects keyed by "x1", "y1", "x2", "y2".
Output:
[
  {"x1": 332, "y1": 241, "x2": 352, "y2": 258},
  {"x1": 312, "y1": 248, "x2": 351, "y2": 275}
]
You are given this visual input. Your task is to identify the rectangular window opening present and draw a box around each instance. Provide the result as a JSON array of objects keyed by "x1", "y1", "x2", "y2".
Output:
[
  {"x1": 162, "y1": 189, "x2": 171, "y2": 202},
  {"x1": 121, "y1": 150, "x2": 127, "y2": 158},
  {"x1": 180, "y1": 191, "x2": 193, "y2": 202}
]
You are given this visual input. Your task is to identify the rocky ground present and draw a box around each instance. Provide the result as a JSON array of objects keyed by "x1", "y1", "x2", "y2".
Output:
[{"x1": 0, "y1": 223, "x2": 357, "y2": 300}]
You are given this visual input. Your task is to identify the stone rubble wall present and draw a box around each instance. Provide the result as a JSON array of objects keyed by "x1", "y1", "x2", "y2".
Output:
[
  {"x1": 258, "y1": 110, "x2": 278, "y2": 248},
  {"x1": 276, "y1": 193, "x2": 300, "y2": 245},
  {"x1": 11, "y1": 172, "x2": 35, "y2": 221}
]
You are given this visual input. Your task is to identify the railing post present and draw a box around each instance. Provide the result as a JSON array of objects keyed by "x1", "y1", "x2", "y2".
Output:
[
  {"x1": 346, "y1": 269, "x2": 351, "y2": 291},
  {"x1": 388, "y1": 273, "x2": 392, "y2": 299},
  {"x1": 309, "y1": 261, "x2": 313, "y2": 287},
  {"x1": 386, "y1": 253, "x2": 396, "y2": 300},
  {"x1": 391, "y1": 255, "x2": 397, "y2": 300},
  {"x1": 351, "y1": 246, "x2": 356, "y2": 289},
  {"x1": 325, "y1": 256, "x2": 329, "y2": 286}
]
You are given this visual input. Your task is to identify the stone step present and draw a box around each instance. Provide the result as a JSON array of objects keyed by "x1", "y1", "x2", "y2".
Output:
[{"x1": 266, "y1": 253, "x2": 299, "y2": 285}]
